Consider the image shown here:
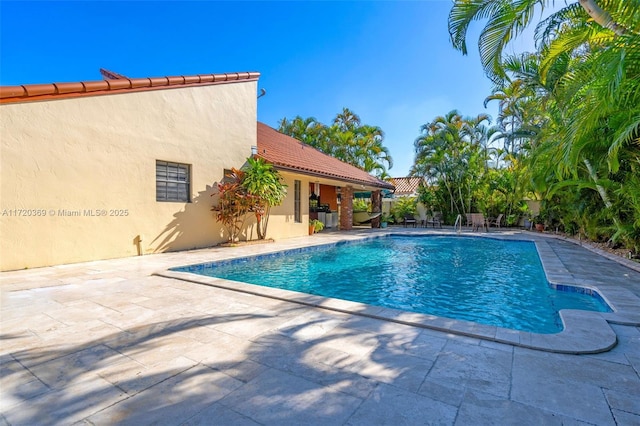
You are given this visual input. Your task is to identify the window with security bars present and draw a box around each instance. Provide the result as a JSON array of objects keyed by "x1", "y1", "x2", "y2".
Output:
[
  {"x1": 294, "y1": 180, "x2": 301, "y2": 223},
  {"x1": 156, "y1": 160, "x2": 191, "y2": 202}
]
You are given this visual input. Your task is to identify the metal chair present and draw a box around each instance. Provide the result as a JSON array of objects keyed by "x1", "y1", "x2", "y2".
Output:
[
  {"x1": 425, "y1": 212, "x2": 443, "y2": 228},
  {"x1": 403, "y1": 214, "x2": 417, "y2": 228}
]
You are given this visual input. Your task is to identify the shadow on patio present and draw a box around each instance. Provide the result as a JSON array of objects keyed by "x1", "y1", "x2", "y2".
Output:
[{"x1": 1, "y1": 298, "x2": 459, "y2": 425}]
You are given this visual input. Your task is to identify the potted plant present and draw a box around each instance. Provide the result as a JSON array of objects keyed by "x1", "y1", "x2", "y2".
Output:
[
  {"x1": 309, "y1": 219, "x2": 324, "y2": 234},
  {"x1": 380, "y1": 213, "x2": 391, "y2": 228},
  {"x1": 533, "y1": 212, "x2": 546, "y2": 232}
]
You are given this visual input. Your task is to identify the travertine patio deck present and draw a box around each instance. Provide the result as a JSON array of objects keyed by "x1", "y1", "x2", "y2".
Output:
[{"x1": 1, "y1": 228, "x2": 639, "y2": 425}]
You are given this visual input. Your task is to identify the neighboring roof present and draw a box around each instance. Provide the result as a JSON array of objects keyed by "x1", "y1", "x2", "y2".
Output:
[
  {"x1": 0, "y1": 70, "x2": 260, "y2": 104},
  {"x1": 390, "y1": 177, "x2": 424, "y2": 196},
  {"x1": 257, "y1": 122, "x2": 394, "y2": 191}
]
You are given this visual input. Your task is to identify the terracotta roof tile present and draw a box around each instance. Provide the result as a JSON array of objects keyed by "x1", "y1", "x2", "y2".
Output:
[
  {"x1": 54, "y1": 82, "x2": 84, "y2": 94},
  {"x1": 167, "y1": 76, "x2": 185, "y2": 85},
  {"x1": 24, "y1": 84, "x2": 55, "y2": 97},
  {"x1": 184, "y1": 75, "x2": 201, "y2": 84},
  {"x1": 390, "y1": 177, "x2": 424, "y2": 196},
  {"x1": 106, "y1": 79, "x2": 132, "y2": 90},
  {"x1": 0, "y1": 70, "x2": 260, "y2": 104},
  {"x1": 83, "y1": 81, "x2": 110, "y2": 92},
  {"x1": 257, "y1": 122, "x2": 394, "y2": 190}
]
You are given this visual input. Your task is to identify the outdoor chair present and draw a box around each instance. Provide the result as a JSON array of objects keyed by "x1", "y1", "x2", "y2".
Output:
[
  {"x1": 487, "y1": 214, "x2": 504, "y2": 228},
  {"x1": 425, "y1": 212, "x2": 443, "y2": 228},
  {"x1": 403, "y1": 214, "x2": 417, "y2": 228},
  {"x1": 471, "y1": 213, "x2": 487, "y2": 232},
  {"x1": 465, "y1": 213, "x2": 474, "y2": 228}
]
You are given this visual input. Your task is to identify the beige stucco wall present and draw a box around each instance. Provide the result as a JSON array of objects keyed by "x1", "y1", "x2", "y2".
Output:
[
  {"x1": 0, "y1": 82, "x2": 257, "y2": 271},
  {"x1": 259, "y1": 172, "x2": 311, "y2": 240}
]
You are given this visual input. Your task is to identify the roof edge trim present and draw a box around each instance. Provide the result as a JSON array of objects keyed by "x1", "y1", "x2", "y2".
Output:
[
  {"x1": 0, "y1": 71, "x2": 261, "y2": 104},
  {"x1": 269, "y1": 162, "x2": 394, "y2": 190}
]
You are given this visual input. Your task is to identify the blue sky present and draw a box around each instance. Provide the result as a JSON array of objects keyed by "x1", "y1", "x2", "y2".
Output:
[{"x1": 0, "y1": 1, "x2": 540, "y2": 176}]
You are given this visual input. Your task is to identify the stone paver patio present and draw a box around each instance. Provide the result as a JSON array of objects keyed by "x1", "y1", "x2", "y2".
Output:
[{"x1": 1, "y1": 228, "x2": 639, "y2": 425}]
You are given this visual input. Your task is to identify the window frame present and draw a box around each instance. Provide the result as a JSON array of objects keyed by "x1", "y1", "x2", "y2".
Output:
[
  {"x1": 156, "y1": 160, "x2": 191, "y2": 203},
  {"x1": 294, "y1": 180, "x2": 301, "y2": 223}
]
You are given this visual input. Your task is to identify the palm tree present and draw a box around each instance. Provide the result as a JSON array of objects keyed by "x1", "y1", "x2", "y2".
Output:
[
  {"x1": 354, "y1": 124, "x2": 393, "y2": 175},
  {"x1": 278, "y1": 116, "x2": 324, "y2": 146},
  {"x1": 279, "y1": 109, "x2": 394, "y2": 178},
  {"x1": 448, "y1": 0, "x2": 635, "y2": 82},
  {"x1": 484, "y1": 79, "x2": 529, "y2": 155},
  {"x1": 449, "y1": 0, "x2": 640, "y2": 250},
  {"x1": 412, "y1": 110, "x2": 486, "y2": 215},
  {"x1": 333, "y1": 107, "x2": 361, "y2": 133}
]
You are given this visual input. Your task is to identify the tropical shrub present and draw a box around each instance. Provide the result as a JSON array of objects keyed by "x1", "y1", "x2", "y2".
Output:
[
  {"x1": 353, "y1": 198, "x2": 370, "y2": 212},
  {"x1": 212, "y1": 158, "x2": 287, "y2": 242},
  {"x1": 211, "y1": 168, "x2": 252, "y2": 242},
  {"x1": 242, "y1": 157, "x2": 287, "y2": 240},
  {"x1": 447, "y1": 0, "x2": 640, "y2": 253},
  {"x1": 390, "y1": 197, "x2": 417, "y2": 223}
]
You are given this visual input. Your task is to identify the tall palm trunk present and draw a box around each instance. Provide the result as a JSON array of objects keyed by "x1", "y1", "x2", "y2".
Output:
[
  {"x1": 583, "y1": 158, "x2": 621, "y2": 232},
  {"x1": 583, "y1": 158, "x2": 612, "y2": 208},
  {"x1": 578, "y1": 0, "x2": 628, "y2": 36}
]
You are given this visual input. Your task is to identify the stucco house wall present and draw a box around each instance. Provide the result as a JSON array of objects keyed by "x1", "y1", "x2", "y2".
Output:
[
  {"x1": 1, "y1": 81, "x2": 257, "y2": 271},
  {"x1": 251, "y1": 171, "x2": 309, "y2": 240}
]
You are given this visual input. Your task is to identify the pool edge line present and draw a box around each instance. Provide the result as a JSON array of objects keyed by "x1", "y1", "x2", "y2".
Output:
[
  {"x1": 153, "y1": 268, "x2": 617, "y2": 354},
  {"x1": 154, "y1": 231, "x2": 630, "y2": 354}
]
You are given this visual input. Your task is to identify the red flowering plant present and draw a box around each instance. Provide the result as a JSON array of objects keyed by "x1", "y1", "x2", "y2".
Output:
[{"x1": 211, "y1": 168, "x2": 253, "y2": 242}]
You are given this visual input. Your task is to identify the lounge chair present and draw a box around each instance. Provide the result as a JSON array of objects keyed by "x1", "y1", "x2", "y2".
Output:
[
  {"x1": 487, "y1": 214, "x2": 504, "y2": 228},
  {"x1": 425, "y1": 212, "x2": 443, "y2": 228},
  {"x1": 403, "y1": 214, "x2": 417, "y2": 228}
]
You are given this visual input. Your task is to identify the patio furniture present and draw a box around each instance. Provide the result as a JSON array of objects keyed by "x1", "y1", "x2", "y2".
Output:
[
  {"x1": 425, "y1": 212, "x2": 443, "y2": 228},
  {"x1": 403, "y1": 214, "x2": 417, "y2": 228},
  {"x1": 487, "y1": 214, "x2": 504, "y2": 228},
  {"x1": 465, "y1": 213, "x2": 474, "y2": 227},
  {"x1": 353, "y1": 211, "x2": 381, "y2": 225},
  {"x1": 471, "y1": 213, "x2": 487, "y2": 232}
]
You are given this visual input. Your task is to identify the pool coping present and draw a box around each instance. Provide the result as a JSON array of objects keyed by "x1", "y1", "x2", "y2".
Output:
[{"x1": 155, "y1": 231, "x2": 640, "y2": 354}]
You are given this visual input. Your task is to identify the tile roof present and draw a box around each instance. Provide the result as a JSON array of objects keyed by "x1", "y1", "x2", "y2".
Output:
[
  {"x1": 390, "y1": 177, "x2": 424, "y2": 196},
  {"x1": 257, "y1": 122, "x2": 395, "y2": 190},
  {"x1": 0, "y1": 70, "x2": 260, "y2": 104}
]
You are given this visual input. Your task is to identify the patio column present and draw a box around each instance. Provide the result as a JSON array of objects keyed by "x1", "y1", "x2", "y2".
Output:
[
  {"x1": 371, "y1": 190, "x2": 381, "y2": 228},
  {"x1": 340, "y1": 185, "x2": 354, "y2": 230}
]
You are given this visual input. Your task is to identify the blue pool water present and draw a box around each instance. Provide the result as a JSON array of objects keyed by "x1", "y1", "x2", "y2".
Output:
[{"x1": 174, "y1": 236, "x2": 611, "y2": 333}]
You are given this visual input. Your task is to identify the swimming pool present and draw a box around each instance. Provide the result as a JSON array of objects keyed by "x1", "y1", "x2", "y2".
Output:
[{"x1": 173, "y1": 235, "x2": 611, "y2": 334}]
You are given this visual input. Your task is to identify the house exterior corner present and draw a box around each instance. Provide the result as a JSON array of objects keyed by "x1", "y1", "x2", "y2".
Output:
[{"x1": 0, "y1": 76, "x2": 257, "y2": 271}]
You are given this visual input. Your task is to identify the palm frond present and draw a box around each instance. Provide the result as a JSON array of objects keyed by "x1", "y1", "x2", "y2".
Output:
[
  {"x1": 449, "y1": 0, "x2": 509, "y2": 54},
  {"x1": 450, "y1": 0, "x2": 545, "y2": 82},
  {"x1": 535, "y1": 3, "x2": 585, "y2": 47}
]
